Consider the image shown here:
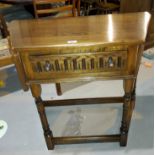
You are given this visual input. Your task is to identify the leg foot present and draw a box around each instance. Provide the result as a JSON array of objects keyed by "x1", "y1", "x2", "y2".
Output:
[
  {"x1": 44, "y1": 130, "x2": 54, "y2": 150},
  {"x1": 120, "y1": 132, "x2": 127, "y2": 146}
]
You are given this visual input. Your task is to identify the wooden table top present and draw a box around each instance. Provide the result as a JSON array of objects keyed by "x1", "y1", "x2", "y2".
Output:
[{"x1": 9, "y1": 12, "x2": 151, "y2": 50}]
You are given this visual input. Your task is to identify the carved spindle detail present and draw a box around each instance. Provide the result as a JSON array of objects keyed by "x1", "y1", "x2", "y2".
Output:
[
  {"x1": 44, "y1": 60, "x2": 52, "y2": 72},
  {"x1": 30, "y1": 47, "x2": 128, "y2": 73}
]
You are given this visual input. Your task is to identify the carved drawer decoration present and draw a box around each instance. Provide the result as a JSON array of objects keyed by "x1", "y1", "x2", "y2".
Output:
[{"x1": 29, "y1": 50, "x2": 127, "y2": 74}]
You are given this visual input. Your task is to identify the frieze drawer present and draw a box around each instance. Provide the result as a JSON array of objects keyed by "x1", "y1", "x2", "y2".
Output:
[
  {"x1": 21, "y1": 51, "x2": 129, "y2": 82},
  {"x1": 30, "y1": 51, "x2": 127, "y2": 73}
]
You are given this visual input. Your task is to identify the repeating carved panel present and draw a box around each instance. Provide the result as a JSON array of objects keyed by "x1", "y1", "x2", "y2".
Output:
[{"x1": 29, "y1": 50, "x2": 127, "y2": 74}]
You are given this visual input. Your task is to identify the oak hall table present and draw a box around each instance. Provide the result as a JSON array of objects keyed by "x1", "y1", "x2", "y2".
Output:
[{"x1": 8, "y1": 12, "x2": 151, "y2": 149}]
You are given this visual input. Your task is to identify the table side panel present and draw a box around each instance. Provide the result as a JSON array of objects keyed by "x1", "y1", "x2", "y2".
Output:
[{"x1": 19, "y1": 44, "x2": 140, "y2": 83}]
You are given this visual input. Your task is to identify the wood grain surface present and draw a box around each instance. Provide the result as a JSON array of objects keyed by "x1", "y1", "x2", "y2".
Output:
[{"x1": 9, "y1": 12, "x2": 151, "y2": 49}]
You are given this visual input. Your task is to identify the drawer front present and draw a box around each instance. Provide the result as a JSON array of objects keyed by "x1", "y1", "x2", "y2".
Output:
[
  {"x1": 21, "y1": 45, "x2": 130, "y2": 82},
  {"x1": 30, "y1": 51, "x2": 127, "y2": 72}
]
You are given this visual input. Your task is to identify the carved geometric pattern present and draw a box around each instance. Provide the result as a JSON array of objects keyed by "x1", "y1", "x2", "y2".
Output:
[{"x1": 29, "y1": 50, "x2": 127, "y2": 73}]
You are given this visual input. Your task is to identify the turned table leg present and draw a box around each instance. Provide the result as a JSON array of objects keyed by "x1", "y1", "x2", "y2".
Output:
[
  {"x1": 55, "y1": 83, "x2": 62, "y2": 96},
  {"x1": 30, "y1": 84, "x2": 54, "y2": 150},
  {"x1": 120, "y1": 79, "x2": 136, "y2": 146},
  {"x1": 131, "y1": 78, "x2": 137, "y2": 110}
]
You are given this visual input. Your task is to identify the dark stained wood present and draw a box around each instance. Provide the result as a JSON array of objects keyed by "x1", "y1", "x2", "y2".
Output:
[
  {"x1": 55, "y1": 83, "x2": 62, "y2": 95},
  {"x1": 8, "y1": 12, "x2": 151, "y2": 149},
  {"x1": 0, "y1": 14, "x2": 9, "y2": 38},
  {"x1": 43, "y1": 97, "x2": 124, "y2": 106},
  {"x1": 54, "y1": 134, "x2": 121, "y2": 144},
  {"x1": 120, "y1": 79, "x2": 135, "y2": 146},
  {"x1": 120, "y1": 0, "x2": 152, "y2": 13}
]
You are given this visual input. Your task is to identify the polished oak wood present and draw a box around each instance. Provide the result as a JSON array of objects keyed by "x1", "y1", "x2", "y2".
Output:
[
  {"x1": 8, "y1": 12, "x2": 151, "y2": 149},
  {"x1": 9, "y1": 12, "x2": 150, "y2": 49}
]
